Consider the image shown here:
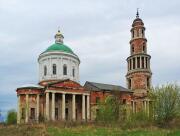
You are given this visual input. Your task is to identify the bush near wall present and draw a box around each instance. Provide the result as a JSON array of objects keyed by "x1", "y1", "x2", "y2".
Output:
[{"x1": 6, "y1": 109, "x2": 17, "y2": 125}]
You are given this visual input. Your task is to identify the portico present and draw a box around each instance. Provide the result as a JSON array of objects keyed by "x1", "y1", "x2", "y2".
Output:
[{"x1": 45, "y1": 90, "x2": 90, "y2": 121}]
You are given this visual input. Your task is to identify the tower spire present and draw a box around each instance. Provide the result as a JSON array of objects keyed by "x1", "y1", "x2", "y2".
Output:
[
  {"x1": 126, "y1": 12, "x2": 152, "y2": 97},
  {"x1": 136, "y1": 8, "x2": 139, "y2": 18}
]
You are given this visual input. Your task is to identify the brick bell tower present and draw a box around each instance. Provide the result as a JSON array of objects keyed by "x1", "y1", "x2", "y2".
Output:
[{"x1": 126, "y1": 11, "x2": 152, "y2": 97}]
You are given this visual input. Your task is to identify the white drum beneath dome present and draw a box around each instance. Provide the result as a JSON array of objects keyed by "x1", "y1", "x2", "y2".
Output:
[{"x1": 38, "y1": 30, "x2": 80, "y2": 83}]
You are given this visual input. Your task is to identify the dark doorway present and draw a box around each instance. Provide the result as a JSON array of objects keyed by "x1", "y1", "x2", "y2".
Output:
[
  {"x1": 65, "y1": 108, "x2": 68, "y2": 120},
  {"x1": 30, "y1": 108, "x2": 35, "y2": 120},
  {"x1": 55, "y1": 108, "x2": 58, "y2": 120},
  {"x1": 76, "y1": 109, "x2": 78, "y2": 120}
]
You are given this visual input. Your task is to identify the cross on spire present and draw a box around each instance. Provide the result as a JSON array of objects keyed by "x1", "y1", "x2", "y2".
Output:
[
  {"x1": 58, "y1": 26, "x2": 60, "y2": 32},
  {"x1": 136, "y1": 8, "x2": 139, "y2": 18}
]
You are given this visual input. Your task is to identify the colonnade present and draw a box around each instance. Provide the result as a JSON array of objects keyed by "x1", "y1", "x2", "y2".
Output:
[
  {"x1": 128, "y1": 56, "x2": 150, "y2": 71},
  {"x1": 45, "y1": 91, "x2": 90, "y2": 121},
  {"x1": 17, "y1": 92, "x2": 90, "y2": 124},
  {"x1": 131, "y1": 100, "x2": 150, "y2": 115}
]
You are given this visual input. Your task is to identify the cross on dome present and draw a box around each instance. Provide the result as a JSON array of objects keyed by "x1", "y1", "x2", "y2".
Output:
[{"x1": 55, "y1": 29, "x2": 64, "y2": 44}]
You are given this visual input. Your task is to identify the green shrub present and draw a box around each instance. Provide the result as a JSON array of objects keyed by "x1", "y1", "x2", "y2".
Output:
[
  {"x1": 123, "y1": 111, "x2": 151, "y2": 129},
  {"x1": 149, "y1": 84, "x2": 180, "y2": 125},
  {"x1": 6, "y1": 109, "x2": 17, "y2": 124},
  {"x1": 96, "y1": 95, "x2": 120, "y2": 123}
]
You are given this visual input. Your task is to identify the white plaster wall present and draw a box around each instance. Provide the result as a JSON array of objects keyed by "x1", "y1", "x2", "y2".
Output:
[{"x1": 38, "y1": 51, "x2": 80, "y2": 83}]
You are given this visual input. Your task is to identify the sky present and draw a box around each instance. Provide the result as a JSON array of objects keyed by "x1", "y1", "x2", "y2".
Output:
[{"x1": 0, "y1": 0, "x2": 180, "y2": 120}]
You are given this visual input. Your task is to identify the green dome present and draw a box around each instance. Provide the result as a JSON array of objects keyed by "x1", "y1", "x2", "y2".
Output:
[{"x1": 44, "y1": 43, "x2": 75, "y2": 55}]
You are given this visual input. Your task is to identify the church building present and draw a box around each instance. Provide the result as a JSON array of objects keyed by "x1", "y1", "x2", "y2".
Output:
[{"x1": 16, "y1": 12, "x2": 152, "y2": 124}]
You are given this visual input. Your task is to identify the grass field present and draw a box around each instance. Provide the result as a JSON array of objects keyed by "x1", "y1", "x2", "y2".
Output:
[{"x1": 0, "y1": 124, "x2": 180, "y2": 136}]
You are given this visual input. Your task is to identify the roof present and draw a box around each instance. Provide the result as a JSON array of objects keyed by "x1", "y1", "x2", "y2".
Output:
[
  {"x1": 44, "y1": 43, "x2": 76, "y2": 55},
  {"x1": 84, "y1": 81, "x2": 132, "y2": 92},
  {"x1": 17, "y1": 84, "x2": 44, "y2": 89}
]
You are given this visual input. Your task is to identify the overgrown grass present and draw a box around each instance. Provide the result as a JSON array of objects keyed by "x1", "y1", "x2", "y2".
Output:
[
  {"x1": 0, "y1": 124, "x2": 47, "y2": 136},
  {"x1": 0, "y1": 123, "x2": 180, "y2": 136},
  {"x1": 47, "y1": 125, "x2": 180, "y2": 136}
]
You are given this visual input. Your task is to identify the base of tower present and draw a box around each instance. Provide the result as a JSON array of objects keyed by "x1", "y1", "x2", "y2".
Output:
[{"x1": 133, "y1": 89, "x2": 148, "y2": 98}]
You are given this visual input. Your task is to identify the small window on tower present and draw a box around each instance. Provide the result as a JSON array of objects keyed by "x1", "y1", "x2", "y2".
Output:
[
  {"x1": 131, "y1": 45, "x2": 134, "y2": 54},
  {"x1": 53, "y1": 64, "x2": 56, "y2": 75},
  {"x1": 44, "y1": 66, "x2": 47, "y2": 76},
  {"x1": 142, "y1": 29, "x2": 144, "y2": 37},
  {"x1": 128, "y1": 79, "x2": 131, "y2": 89},
  {"x1": 143, "y1": 43, "x2": 146, "y2": 53},
  {"x1": 147, "y1": 77, "x2": 150, "y2": 88},
  {"x1": 137, "y1": 29, "x2": 139, "y2": 37},
  {"x1": 132, "y1": 30, "x2": 134, "y2": 38}
]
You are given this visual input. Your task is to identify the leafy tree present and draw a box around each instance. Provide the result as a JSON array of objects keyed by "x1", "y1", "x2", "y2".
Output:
[
  {"x1": 96, "y1": 95, "x2": 120, "y2": 123},
  {"x1": 149, "y1": 84, "x2": 180, "y2": 124},
  {"x1": 6, "y1": 109, "x2": 17, "y2": 124}
]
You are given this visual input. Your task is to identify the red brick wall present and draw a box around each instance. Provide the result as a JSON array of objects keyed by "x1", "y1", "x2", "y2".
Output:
[{"x1": 90, "y1": 91, "x2": 133, "y2": 105}]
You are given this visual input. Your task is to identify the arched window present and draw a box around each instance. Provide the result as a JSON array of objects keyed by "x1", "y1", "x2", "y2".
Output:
[
  {"x1": 63, "y1": 65, "x2": 67, "y2": 75},
  {"x1": 142, "y1": 29, "x2": 144, "y2": 37},
  {"x1": 52, "y1": 64, "x2": 56, "y2": 75},
  {"x1": 131, "y1": 45, "x2": 134, "y2": 54},
  {"x1": 147, "y1": 77, "x2": 150, "y2": 88},
  {"x1": 72, "y1": 68, "x2": 75, "y2": 77},
  {"x1": 44, "y1": 66, "x2": 47, "y2": 76},
  {"x1": 132, "y1": 30, "x2": 134, "y2": 38},
  {"x1": 142, "y1": 43, "x2": 146, "y2": 53},
  {"x1": 137, "y1": 29, "x2": 139, "y2": 37}
]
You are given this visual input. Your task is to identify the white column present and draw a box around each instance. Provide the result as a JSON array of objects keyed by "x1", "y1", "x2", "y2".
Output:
[
  {"x1": 144, "y1": 57, "x2": 146, "y2": 69},
  {"x1": 72, "y1": 94, "x2": 76, "y2": 121},
  {"x1": 52, "y1": 93, "x2": 55, "y2": 121},
  {"x1": 46, "y1": 92, "x2": 49, "y2": 120},
  {"x1": 82, "y1": 95, "x2": 85, "y2": 120},
  {"x1": 17, "y1": 95, "x2": 21, "y2": 124},
  {"x1": 25, "y1": 94, "x2": 29, "y2": 123},
  {"x1": 87, "y1": 95, "x2": 90, "y2": 120},
  {"x1": 36, "y1": 94, "x2": 40, "y2": 122},
  {"x1": 140, "y1": 56, "x2": 142, "y2": 68},
  {"x1": 62, "y1": 93, "x2": 65, "y2": 120}
]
